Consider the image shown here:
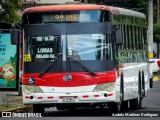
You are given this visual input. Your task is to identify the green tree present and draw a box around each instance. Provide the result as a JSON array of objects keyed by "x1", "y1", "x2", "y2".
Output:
[
  {"x1": 0, "y1": 0, "x2": 21, "y2": 22},
  {"x1": 88, "y1": 0, "x2": 96, "y2": 4},
  {"x1": 137, "y1": 0, "x2": 148, "y2": 15},
  {"x1": 153, "y1": 24, "x2": 160, "y2": 42}
]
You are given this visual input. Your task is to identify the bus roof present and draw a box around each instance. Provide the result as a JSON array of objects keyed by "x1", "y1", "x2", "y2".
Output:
[{"x1": 23, "y1": 4, "x2": 146, "y2": 19}]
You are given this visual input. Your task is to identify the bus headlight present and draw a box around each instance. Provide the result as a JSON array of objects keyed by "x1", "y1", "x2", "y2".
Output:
[
  {"x1": 93, "y1": 82, "x2": 115, "y2": 92},
  {"x1": 23, "y1": 85, "x2": 43, "y2": 95}
]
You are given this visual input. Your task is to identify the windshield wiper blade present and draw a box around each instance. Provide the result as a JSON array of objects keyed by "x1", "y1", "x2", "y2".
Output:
[
  {"x1": 39, "y1": 53, "x2": 62, "y2": 77},
  {"x1": 68, "y1": 56, "x2": 96, "y2": 76}
]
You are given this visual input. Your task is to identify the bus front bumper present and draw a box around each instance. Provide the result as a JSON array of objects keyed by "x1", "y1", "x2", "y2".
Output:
[{"x1": 23, "y1": 91, "x2": 117, "y2": 104}]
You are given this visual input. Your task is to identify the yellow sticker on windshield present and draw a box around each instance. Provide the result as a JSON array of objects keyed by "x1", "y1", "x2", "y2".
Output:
[{"x1": 23, "y1": 54, "x2": 31, "y2": 62}]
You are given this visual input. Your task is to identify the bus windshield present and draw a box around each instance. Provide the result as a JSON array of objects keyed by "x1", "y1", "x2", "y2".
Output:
[
  {"x1": 24, "y1": 35, "x2": 62, "y2": 62},
  {"x1": 67, "y1": 34, "x2": 111, "y2": 60},
  {"x1": 23, "y1": 34, "x2": 111, "y2": 62}
]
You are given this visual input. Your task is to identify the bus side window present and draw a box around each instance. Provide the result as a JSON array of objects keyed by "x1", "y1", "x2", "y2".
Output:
[
  {"x1": 131, "y1": 26, "x2": 134, "y2": 49},
  {"x1": 134, "y1": 26, "x2": 138, "y2": 49},
  {"x1": 137, "y1": 27, "x2": 141, "y2": 50},
  {"x1": 126, "y1": 25, "x2": 130, "y2": 49},
  {"x1": 115, "y1": 28, "x2": 123, "y2": 46}
]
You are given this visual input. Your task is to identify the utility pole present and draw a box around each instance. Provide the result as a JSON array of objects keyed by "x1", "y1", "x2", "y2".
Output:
[
  {"x1": 148, "y1": 0, "x2": 153, "y2": 58},
  {"x1": 157, "y1": 0, "x2": 160, "y2": 58}
]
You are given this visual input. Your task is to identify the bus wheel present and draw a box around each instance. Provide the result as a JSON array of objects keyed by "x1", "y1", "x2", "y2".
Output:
[
  {"x1": 129, "y1": 94, "x2": 142, "y2": 110},
  {"x1": 150, "y1": 77, "x2": 153, "y2": 88},
  {"x1": 108, "y1": 102, "x2": 121, "y2": 112},
  {"x1": 121, "y1": 101, "x2": 129, "y2": 110},
  {"x1": 115, "y1": 102, "x2": 121, "y2": 112},
  {"x1": 33, "y1": 104, "x2": 45, "y2": 115}
]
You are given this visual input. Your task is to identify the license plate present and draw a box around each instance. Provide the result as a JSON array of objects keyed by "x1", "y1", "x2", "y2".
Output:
[{"x1": 63, "y1": 96, "x2": 75, "y2": 102}]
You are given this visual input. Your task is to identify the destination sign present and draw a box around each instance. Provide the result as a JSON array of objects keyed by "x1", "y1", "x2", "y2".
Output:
[
  {"x1": 42, "y1": 11, "x2": 99, "y2": 23},
  {"x1": 53, "y1": 14, "x2": 78, "y2": 22},
  {"x1": 36, "y1": 35, "x2": 55, "y2": 41}
]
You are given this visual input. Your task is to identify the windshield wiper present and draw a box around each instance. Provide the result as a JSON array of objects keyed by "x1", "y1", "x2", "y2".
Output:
[
  {"x1": 39, "y1": 53, "x2": 62, "y2": 77},
  {"x1": 67, "y1": 55, "x2": 96, "y2": 76}
]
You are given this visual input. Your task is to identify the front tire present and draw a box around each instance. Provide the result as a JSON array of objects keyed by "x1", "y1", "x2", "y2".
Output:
[
  {"x1": 121, "y1": 101, "x2": 129, "y2": 110},
  {"x1": 130, "y1": 94, "x2": 142, "y2": 110},
  {"x1": 108, "y1": 102, "x2": 121, "y2": 112},
  {"x1": 33, "y1": 104, "x2": 45, "y2": 115}
]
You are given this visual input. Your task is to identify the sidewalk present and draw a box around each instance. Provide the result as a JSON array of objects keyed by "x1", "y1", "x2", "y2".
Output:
[
  {"x1": 0, "y1": 92, "x2": 32, "y2": 117},
  {"x1": 153, "y1": 76, "x2": 160, "y2": 81}
]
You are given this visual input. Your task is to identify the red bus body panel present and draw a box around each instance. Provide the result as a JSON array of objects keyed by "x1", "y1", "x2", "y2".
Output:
[{"x1": 22, "y1": 70, "x2": 116, "y2": 87}]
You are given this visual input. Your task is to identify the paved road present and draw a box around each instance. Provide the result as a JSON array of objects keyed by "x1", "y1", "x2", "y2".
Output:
[
  {"x1": 1, "y1": 81, "x2": 160, "y2": 120},
  {"x1": 42, "y1": 81, "x2": 160, "y2": 117}
]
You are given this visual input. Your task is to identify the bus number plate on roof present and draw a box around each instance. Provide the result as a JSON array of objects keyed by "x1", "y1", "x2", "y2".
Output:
[{"x1": 63, "y1": 96, "x2": 75, "y2": 102}]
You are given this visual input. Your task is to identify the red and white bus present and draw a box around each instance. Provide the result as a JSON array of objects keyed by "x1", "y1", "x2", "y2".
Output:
[{"x1": 11, "y1": 4, "x2": 150, "y2": 114}]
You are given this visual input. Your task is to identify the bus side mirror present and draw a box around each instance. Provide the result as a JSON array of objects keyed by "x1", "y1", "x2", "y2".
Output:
[
  {"x1": 115, "y1": 28, "x2": 123, "y2": 45},
  {"x1": 11, "y1": 29, "x2": 19, "y2": 45}
]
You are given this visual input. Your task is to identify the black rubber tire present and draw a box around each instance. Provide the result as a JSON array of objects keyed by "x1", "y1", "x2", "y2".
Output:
[
  {"x1": 108, "y1": 102, "x2": 121, "y2": 113},
  {"x1": 150, "y1": 77, "x2": 153, "y2": 88},
  {"x1": 33, "y1": 104, "x2": 45, "y2": 115},
  {"x1": 121, "y1": 101, "x2": 129, "y2": 110},
  {"x1": 130, "y1": 94, "x2": 142, "y2": 110}
]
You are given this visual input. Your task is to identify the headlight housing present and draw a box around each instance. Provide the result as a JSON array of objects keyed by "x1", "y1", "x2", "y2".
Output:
[
  {"x1": 93, "y1": 82, "x2": 115, "y2": 92},
  {"x1": 23, "y1": 85, "x2": 43, "y2": 95}
]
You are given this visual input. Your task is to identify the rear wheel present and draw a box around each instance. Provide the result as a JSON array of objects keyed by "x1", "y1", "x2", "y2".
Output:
[
  {"x1": 108, "y1": 102, "x2": 121, "y2": 112},
  {"x1": 150, "y1": 77, "x2": 153, "y2": 88}
]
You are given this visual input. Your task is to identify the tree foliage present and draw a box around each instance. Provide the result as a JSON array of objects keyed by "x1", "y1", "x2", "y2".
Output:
[
  {"x1": 0, "y1": 0, "x2": 21, "y2": 22},
  {"x1": 88, "y1": 0, "x2": 148, "y2": 14},
  {"x1": 153, "y1": 24, "x2": 160, "y2": 42},
  {"x1": 137, "y1": 0, "x2": 148, "y2": 15}
]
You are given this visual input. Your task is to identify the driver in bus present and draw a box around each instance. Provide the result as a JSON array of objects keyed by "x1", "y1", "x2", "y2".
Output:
[{"x1": 68, "y1": 48, "x2": 81, "y2": 60}]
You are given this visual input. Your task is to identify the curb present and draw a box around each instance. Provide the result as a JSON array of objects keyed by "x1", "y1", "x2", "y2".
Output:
[{"x1": 153, "y1": 76, "x2": 160, "y2": 81}]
